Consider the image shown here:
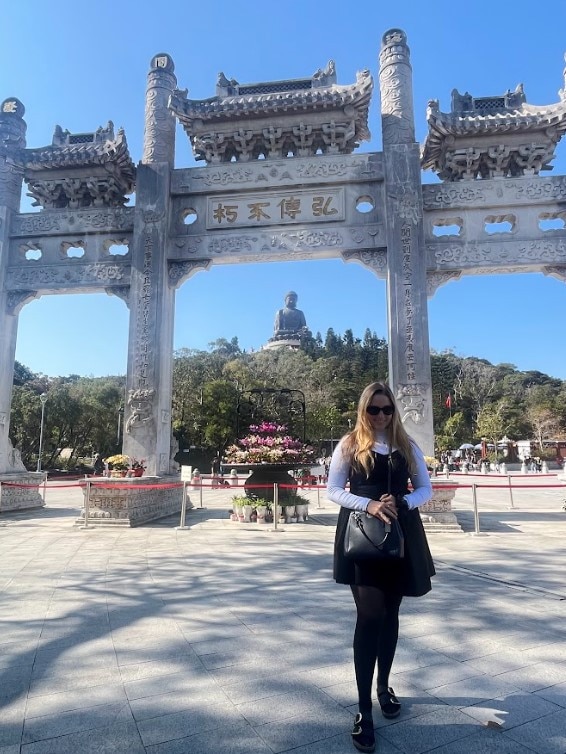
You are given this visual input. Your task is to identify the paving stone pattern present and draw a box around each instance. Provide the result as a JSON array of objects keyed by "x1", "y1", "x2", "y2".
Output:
[{"x1": 0, "y1": 475, "x2": 565, "y2": 753}]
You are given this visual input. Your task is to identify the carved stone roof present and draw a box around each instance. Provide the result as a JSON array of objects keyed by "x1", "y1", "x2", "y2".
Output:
[
  {"x1": 23, "y1": 122, "x2": 136, "y2": 208},
  {"x1": 169, "y1": 63, "x2": 373, "y2": 163},
  {"x1": 422, "y1": 83, "x2": 566, "y2": 180}
]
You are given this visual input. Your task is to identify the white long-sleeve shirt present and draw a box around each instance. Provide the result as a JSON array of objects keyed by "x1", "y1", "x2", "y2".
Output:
[{"x1": 326, "y1": 435, "x2": 433, "y2": 512}]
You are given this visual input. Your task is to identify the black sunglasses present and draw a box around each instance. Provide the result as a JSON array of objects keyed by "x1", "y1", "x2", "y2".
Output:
[{"x1": 366, "y1": 405, "x2": 394, "y2": 416}]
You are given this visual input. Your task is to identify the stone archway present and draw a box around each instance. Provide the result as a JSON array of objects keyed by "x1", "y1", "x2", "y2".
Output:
[{"x1": 2, "y1": 28, "x2": 565, "y2": 504}]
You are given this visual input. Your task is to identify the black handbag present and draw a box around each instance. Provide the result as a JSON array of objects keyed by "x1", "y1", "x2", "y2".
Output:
[{"x1": 343, "y1": 451, "x2": 405, "y2": 561}]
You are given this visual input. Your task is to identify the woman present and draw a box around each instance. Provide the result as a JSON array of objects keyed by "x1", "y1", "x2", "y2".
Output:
[{"x1": 327, "y1": 382, "x2": 434, "y2": 753}]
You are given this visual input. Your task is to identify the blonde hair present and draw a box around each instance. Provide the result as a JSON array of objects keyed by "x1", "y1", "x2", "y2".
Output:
[{"x1": 341, "y1": 382, "x2": 417, "y2": 477}]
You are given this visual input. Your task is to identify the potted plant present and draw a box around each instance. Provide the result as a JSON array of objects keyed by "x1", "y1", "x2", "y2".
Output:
[
  {"x1": 253, "y1": 497, "x2": 270, "y2": 524},
  {"x1": 130, "y1": 458, "x2": 147, "y2": 477},
  {"x1": 242, "y1": 500, "x2": 254, "y2": 522},
  {"x1": 424, "y1": 456, "x2": 440, "y2": 477},
  {"x1": 231, "y1": 495, "x2": 246, "y2": 522},
  {"x1": 291, "y1": 493, "x2": 310, "y2": 522},
  {"x1": 105, "y1": 454, "x2": 130, "y2": 477},
  {"x1": 264, "y1": 502, "x2": 273, "y2": 523}
]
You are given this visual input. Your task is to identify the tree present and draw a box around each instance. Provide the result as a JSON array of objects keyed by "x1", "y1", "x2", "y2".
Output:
[
  {"x1": 13, "y1": 361, "x2": 37, "y2": 386},
  {"x1": 201, "y1": 379, "x2": 239, "y2": 455},
  {"x1": 9, "y1": 385, "x2": 46, "y2": 464},
  {"x1": 9, "y1": 336, "x2": 566, "y2": 471},
  {"x1": 311, "y1": 404, "x2": 345, "y2": 455},
  {"x1": 526, "y1": 405, "x2": 562, "y2": 449},
  {"x1": 435, "y1": 411, "x2": 467, "y2": 452},
  {"x1": 10, "y1": 375, "x2": 124, "y2": 467},
  {"x1": 324, "y1": 328, "x2": 342, "y2": 355},
  {"x1": 208, "y1": 337, "x2": 241, "y2": 357},
  {"x1": 476, "y1": 401, "x2": 511, "y2": 462},
  {"x1": 522, "y1": 384, "x2": 563, "y2": 449},
  {"x1": 455, "y1": 358, "x2": 500, "y2": 427}
]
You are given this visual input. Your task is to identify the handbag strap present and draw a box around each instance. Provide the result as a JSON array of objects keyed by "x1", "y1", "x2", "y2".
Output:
[{"x1": 352, "y1": 512, "x2": 391, "y2": 548}]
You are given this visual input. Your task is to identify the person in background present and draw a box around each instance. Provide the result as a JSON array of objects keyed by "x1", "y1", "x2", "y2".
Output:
[
  {"x1": 211, "y1": 454, "x2": 221, "y2": 487},
  {"x1": 93, "y1": 453, "x2": 104, "y2": 476},
  {"x1": 327, "y1": 381, "x2": 434, "y2": 753}
]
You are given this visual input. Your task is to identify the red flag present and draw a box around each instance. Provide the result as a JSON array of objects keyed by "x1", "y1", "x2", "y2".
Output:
[{"x1": 445, "y1": 394, "x2": 452, "y2": 409}]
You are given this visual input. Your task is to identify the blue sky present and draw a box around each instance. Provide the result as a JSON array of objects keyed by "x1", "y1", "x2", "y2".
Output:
[{"x1": 4, "y1": 0, "x2": 566, "y2": 379}]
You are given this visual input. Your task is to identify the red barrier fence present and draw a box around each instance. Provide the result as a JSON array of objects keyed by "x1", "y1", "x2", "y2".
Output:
[
  {"x1": 0, "y1": 478, "x2": 564, "y2": 491},
  {"x1": 2, "y1": 474, "x2": 564, "y2": 536}
]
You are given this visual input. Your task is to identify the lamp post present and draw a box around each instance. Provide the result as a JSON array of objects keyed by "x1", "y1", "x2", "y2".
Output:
[
  {"x1": 36, "y1": 392, "x2": 48, "y2": 472},
  {"x1": 116, "y1": 404, "x2": 124, "y2": 443}
]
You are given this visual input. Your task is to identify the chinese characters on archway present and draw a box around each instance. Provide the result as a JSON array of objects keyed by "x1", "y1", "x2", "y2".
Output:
[
  {"x1": 401, "y1": 223, "x2": 416, "y2": 382},
  {"x1": 207, "y1": 189, "x2": 344, "y2": 229}
]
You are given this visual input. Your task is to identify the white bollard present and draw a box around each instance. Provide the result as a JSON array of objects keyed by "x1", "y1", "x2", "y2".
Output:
[
  {"x1": 175, "y1": 482, "x2": 191, "y2": 530},
  {"x1": 499, "y1": 462, "x2": 506, "y2": 475},
  {"x1": 521, "y1": 462, "x2": 527, "y2": 474},
  {"x1": 542, "y1": 461, "x2": 548, "y2": 474},
  {"x1": 79, "y1": 480, "x2": 92, "y2": 529}
]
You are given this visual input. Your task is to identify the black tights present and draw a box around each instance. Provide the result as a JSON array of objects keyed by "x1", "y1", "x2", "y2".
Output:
[{"x1": 350, "y1": 584, "x2": 402, "y2": 718}]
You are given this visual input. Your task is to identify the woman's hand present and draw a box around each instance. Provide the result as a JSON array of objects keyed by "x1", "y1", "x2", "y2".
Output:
[{"x1": 366, "y1": 494, "x2": 398, "y2": 523}]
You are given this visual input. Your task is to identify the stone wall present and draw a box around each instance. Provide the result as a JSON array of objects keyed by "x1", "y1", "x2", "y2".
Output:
[
  {"x1": 78, "y1": 476, "x2": 182, "y2": 527},
  {"x1": 0, "y1": 472, "x2": 45, "y2": 512}
]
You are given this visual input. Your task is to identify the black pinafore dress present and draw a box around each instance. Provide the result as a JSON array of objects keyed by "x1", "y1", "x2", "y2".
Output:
[{"x1": 333, "y1": 451, "x2": 435, "y2": 597}]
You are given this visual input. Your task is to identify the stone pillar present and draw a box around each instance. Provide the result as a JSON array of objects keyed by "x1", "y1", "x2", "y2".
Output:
[
  {"x1": 123, "y1": 55, "x2": 177, "y2": 476},
  {"x1": 0, "y1": 98, "x2": 26, "y2": 474},
  {"x1": 379, "y1": 29, "x2": 434, "y2": 456}
]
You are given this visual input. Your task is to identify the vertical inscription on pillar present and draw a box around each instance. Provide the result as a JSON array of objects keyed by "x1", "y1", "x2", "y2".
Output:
[
  {"x1": 136, "y1": 233, "x2": 153, "y2": 389},
  {"x1": 401, "y1": 223, "x2": 416, "y2": 382}
]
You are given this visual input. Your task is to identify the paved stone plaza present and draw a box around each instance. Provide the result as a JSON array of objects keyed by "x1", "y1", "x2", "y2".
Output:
[{"x1": 1, "y1": 476, "x2": 566, "y2": 753}]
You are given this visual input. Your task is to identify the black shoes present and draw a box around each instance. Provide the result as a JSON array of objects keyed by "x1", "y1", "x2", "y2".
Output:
[
  {"x1": 351, "y1": 689, "x2": 401, "y2": 751},
  {"x1": 378, "y1": 687, "x2": 401, "y2": 719},
  {"x1": 351, "y1": 713, "x2": 375, "y2": 753}
]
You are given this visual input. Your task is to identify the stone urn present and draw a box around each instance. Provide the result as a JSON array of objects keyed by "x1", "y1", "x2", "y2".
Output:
[
  {"x1": 419, "y1": 478, "x2": 462, "y2": 533},
  {"x1": 227, "y1": 463, "x2": 298, "y2": 503}
]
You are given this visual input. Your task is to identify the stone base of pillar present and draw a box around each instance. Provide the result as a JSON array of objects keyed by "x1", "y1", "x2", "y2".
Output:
[
  {"x1": 76, "y1": 476, "x2": 182, "y2": 527},
  {"x1": 0, "y1": 472, "x2": 45, "y2": 512},
  {"x1": 419, "y1": 479, "x2": 463, "y2": 533}
]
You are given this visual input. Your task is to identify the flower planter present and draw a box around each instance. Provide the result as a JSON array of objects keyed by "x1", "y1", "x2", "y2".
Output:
[
  {"x1": 224, "y1": 422, "x2": 314, "y2": 504},
  {"x1": 284, "y1": 505, "x2": 296, "y2": 523},
  {"x1": 295, "y1": 503, "x2": 308, "y2": 522}
]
